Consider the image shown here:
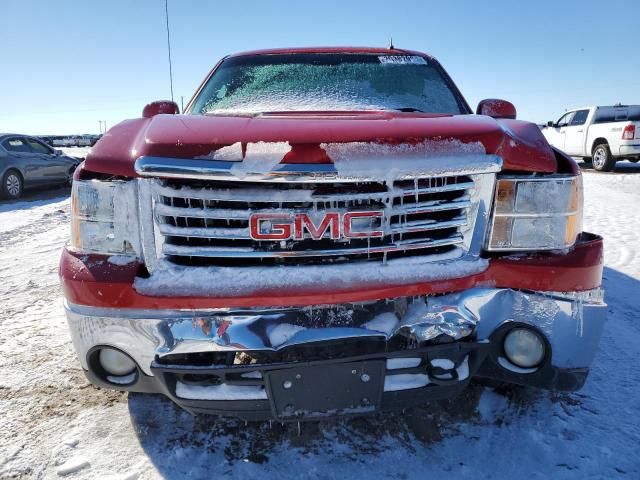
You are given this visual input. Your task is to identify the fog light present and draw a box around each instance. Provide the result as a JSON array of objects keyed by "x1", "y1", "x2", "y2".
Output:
[
  {"x1": 503, "y1": 328, "x2": 545, "y2": 368},
  {"x1": 98, "y1": 348, "x2": 136, "y2": 376}
]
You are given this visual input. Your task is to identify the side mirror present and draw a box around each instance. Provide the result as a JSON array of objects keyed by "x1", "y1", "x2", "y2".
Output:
[
  {"x1": 54, "y1": 149, "x2": 63, "y2": 155},
  {"x1": 476, "y1": 98, "x2": 517, "y2": 120},
  {"x1": 546, "y1": 121, "x2": 554, "y2": 127},
  {"x1": 142, "y1": 100, "x2": 180, "y2": 118}
]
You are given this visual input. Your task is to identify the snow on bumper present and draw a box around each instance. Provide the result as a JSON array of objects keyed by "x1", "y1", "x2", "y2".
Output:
[{"x1": 65, "y1": 287, "x2": 606, "y2": 379}]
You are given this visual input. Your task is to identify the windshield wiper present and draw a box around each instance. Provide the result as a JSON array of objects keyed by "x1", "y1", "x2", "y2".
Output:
[{"x1": 394, "y1": 107, "x2": 424, "y2": 113}]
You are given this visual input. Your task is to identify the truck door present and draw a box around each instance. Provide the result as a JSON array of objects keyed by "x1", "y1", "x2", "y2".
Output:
[
  {"x1": 545, "y1": 112, "x2": 575, "y2": 151},
  {"x1": 563, "y1": 109, "x2": 590, "y2": 156}
]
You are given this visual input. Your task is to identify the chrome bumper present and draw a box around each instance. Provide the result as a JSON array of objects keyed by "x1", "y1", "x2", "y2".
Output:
[
  {"x1": 65, "y1": 287, "x2": 606, "y2": 377},
  {"x1": 619, "y1": 144, "x2": 640, "y2": 156}
]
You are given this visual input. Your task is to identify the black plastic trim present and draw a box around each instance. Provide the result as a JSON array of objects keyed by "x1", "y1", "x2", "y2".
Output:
[{"x1": 80, "y1": 330, "x2": 592, "y2": 420}]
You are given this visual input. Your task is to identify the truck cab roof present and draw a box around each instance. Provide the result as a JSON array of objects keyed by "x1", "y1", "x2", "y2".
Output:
[{"x1": 226, "y1": 46, "x2": 435, "y2": 60}]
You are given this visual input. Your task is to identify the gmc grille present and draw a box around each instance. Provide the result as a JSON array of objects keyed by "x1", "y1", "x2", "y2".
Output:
[{"x1": 139, "y1": 167, "x2": 497, "y2": 268}]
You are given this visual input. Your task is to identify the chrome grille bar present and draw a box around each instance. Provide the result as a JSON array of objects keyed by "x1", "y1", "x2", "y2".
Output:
[
  {"x1": 135, "y1": 155, "x2": 502, "y2": 183},
  {"x1": 150, "y1": 180, "x2": 476, "y2": 204},
  {"x1": 157, "y1": 217, "x2": 469, "y2": 241},
  {"x1": 162, "y1": 236, "x2": 465, "y2": 258},
  {"x1": 137, "y1": 156, "x2": 500, "y2": 270},
  {"x1": 154, "y1": 199, "x2": 471, "y2": 222}
]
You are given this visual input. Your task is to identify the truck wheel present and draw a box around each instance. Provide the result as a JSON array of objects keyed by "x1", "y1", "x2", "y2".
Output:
[
  {"x1": 2, "y1": 169, "x2": 23, "y2": 199},
  {"x1": 592, "y1": 143, "x2": 615, "y2": 172}
]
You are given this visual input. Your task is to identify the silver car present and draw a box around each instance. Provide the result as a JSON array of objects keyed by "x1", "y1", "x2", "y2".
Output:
[{"x1": 0, "y1": 134, "x2": 80, "y2": 199}]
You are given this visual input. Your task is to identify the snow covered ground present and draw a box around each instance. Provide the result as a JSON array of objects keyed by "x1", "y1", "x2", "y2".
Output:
[
  {"x1": 58, "y1": 147, "x2": 92, "y2": 160},
  {"x1": 1, "y1": 164, "x2": 639, "y2": 479}
]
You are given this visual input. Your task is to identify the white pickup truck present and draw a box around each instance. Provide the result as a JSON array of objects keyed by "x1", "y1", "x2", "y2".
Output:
[{"x1": 542, "y1": 105, "x2": 640, "y2": 171}]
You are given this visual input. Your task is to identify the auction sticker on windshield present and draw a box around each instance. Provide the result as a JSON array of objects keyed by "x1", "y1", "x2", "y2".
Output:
[{"x1": 378, "y1": 55, "x2": 427, "y2": 65}]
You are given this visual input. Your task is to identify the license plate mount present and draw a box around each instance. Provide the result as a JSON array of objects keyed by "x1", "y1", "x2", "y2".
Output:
[{"x1": 265, "y1": 360, "x2": 385, "y2": 420}]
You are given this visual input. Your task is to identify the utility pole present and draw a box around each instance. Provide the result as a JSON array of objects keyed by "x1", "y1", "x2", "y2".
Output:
[{"x1": 165, "y1": 0, "x2": 174, "y2": 102}]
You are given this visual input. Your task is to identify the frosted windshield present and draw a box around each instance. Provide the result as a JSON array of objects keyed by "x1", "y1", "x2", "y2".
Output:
[{"x1": 191, "y1": 54, "x2": 465, "y2": 115}]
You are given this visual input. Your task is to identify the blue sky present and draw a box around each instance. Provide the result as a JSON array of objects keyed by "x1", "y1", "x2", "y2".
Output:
[{"x1": 1, "y1": 0, "x2": 638, "y2": 135}]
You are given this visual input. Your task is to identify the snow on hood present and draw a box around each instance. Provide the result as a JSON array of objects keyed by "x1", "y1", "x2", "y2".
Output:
[
  {"x1": 325, "y1": 139, "x2": 496, "y2": 182},
  {"x1": 189, "y1": 138, "x2": 496, "y2": 182},
  {"x1": 85, "y1": 113, "x2": 558, "y2": 177}
]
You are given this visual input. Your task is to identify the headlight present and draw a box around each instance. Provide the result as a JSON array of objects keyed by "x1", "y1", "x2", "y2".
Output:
[
  {"x1": 71, "y1": 179, "x2": 140, "y2": 256},
  {"x1": 487, "y1": 175, "x2": 582, "y2": 251},
  {"x1": 98, "y1": 348, "x2": 137, "y2": 376},
  {"x1": 503, "y1": 328, "x2": 546, "y2": 368}
]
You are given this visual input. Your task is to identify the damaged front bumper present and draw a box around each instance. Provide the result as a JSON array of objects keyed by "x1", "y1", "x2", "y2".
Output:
[{"x1": 66, "y1": 287, "x2": 606, "y2": 420}]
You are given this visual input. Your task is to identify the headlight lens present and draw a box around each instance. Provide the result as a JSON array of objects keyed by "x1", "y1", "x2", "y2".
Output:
[
  {"x1": 487, "y1": 175, "x2": 582, "y2": 251},
  {"x1": 98, "y1": 348, "x2": 137, "y2": 376},
  {"x1": 71, "y1": 179, "x2": 140, "y2": 256},
  {"x1": 503, "y1": 328, "x2": 546, "y2": 368}
]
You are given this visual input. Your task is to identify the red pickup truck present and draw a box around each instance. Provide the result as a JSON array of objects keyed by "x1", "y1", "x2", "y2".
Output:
[{"x1": 60, "y1": 47, "x2": 606, "y2": 421}]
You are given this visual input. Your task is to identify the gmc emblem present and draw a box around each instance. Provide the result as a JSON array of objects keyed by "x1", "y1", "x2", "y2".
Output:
[{"x1": 249, "y1": 211, "x2": 384, "y2": 241}]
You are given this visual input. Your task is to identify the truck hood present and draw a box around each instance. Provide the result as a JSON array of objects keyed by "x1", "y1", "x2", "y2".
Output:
[{"x1": 85, "y1": 112, "x2": 557, "y2": 176}]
